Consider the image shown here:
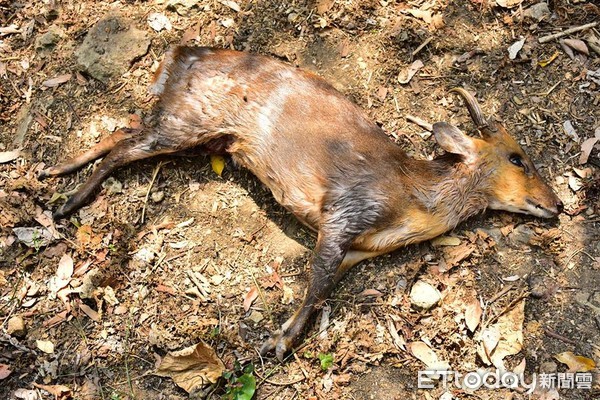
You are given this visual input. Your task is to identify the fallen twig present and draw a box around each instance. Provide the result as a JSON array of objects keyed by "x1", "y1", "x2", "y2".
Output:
[
  {"x1": 406, "y1": 115, "x2": 433, "y2": 132},
  {"x1": 539, "y1": 22, "x2": 598, "y2": 44},
  {"x1": 412, "y1": 37, "x2": 433, "y2": 57},
  {"x1": 544, "y1": 328, "x2": 578, "y2": 345},
  {"x1": 141, "y1": 160, "x2": 164, "y2": 224}
]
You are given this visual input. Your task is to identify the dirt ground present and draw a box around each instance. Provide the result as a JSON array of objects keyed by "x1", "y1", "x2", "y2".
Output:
[{"x1": 1, "y1": 0, "x2": 599, "y2": 399}]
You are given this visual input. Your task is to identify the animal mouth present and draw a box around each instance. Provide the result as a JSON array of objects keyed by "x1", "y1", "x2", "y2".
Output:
[{"x1": 526, "y1": 198, "x2": 557, "y2": 218}]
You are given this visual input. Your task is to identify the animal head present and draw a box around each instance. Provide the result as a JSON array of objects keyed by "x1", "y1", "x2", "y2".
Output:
[{"x1": 433, "y1": 88, "x2": 563, "y2": 218}]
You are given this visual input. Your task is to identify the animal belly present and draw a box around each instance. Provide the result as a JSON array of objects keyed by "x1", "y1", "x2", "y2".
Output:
[{"x1": 229, "y1": 149, "x2": 323, "y2": 230}]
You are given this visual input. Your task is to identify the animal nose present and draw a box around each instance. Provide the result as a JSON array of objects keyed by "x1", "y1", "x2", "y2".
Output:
[{"x1": 556, "y1": 200, "x2": 564, "y2": 214}]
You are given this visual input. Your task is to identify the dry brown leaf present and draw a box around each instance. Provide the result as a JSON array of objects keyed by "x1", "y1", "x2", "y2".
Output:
[
  {"x1": 432, "y1": 236, "x2": 461, "y2": 246},
  {"x1": 554, "y1": 351, "x2": 596, "y2": 372},
  {"x1": 316, "y1": 0, "x2": 335, "y2": 14},
  {"x1": 56, "y1": 253, "x2": 74, "y2": 288},
  {"x1": 489, "y1": 301, "x2": 525, "y2": 370},
  {"x1": 444, "y1": 243, "x2": 475, "y2": 266},
  {"x1": 219, "y1": 0, "x2": 240, "y2": 12},
  {"x1": 358, "y1": 288, "x2": 384, "y2": 297},
  {"x1": 496, "y1": 0, "x2": 523, "y2": 8},
  {"x1": 408, "y1": 341, "x2": 450, "y2": 371},
  {"x1": 155, "y1": 342, "x2": 225, "y2": 393},
  {"x1": 79, "y1": 303, "x2": 100, "y2": 322},
  {"x1": 579, "y1": 136, "x2": 598, "y2": 164},
  {"x1": 0, "y1": 363, "x2": 11, "y2": 380},
  {"x1": 386, "y1": 317, "x2": 406, "y2": 350},
  {"x1": 480, "y1": 328, "x2": 501, "y2": 364},
  {"x1": 407, "y1": 9, "x2": 432, "y2": 24},
  {"x1": 42, "y1": 74, "x2": 72, "y2": 88},
  {"x1": 43, "y1": 310, "x2": 68, "y2": 328},
  {"x1": 243, "y1": 286, "x2": 258, "y2": 312},
  {"x1": 0, "y1": 150, "x2": 21, "y2": 163},
  {"x1": 465, "y1": 297, "x2": 482, "y2": 333},
  {"x1": 563, "y1": 39, "x2": 589, "y2": 55},
  {"x1": 398, "y1": 60, "x2": 423, "y2": 84},
  {"x1": 36, "y1": 340, "x2": 55, "y2": 354},
  {"x1": 33, "y1": 383, "x2": 71, "y2": 399}
]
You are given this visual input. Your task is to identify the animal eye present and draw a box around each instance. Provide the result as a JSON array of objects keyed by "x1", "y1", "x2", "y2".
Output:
[{"x1": 509, "y1": 154, "x2": 526, "y2": 170}]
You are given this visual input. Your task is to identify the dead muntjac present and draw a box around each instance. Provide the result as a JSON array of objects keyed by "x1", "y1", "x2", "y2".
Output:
[{"x1": 39, "y1": 46, "x2": 563, "y2": 360}]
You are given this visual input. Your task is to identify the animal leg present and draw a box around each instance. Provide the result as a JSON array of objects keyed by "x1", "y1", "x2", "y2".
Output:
[
  {"x1": 38, "y1": 128, "x2": 140, "y2": 179},
  {"x1": 260, "y1": 230, "x2": 353, "y2": 361},
  {"x1": 52, "y1": 132, "x2": 179, "y2": 219}
]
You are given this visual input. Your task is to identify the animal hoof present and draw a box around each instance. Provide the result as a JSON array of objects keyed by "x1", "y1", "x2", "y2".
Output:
[
  {"x1": 38, "y1": 170, "x2": 49, "y2": 180},
  {"x1": 52, "y1": 207, "x2": 66, "y2": 220},
  {"x1": 260, "y1": 331, "x2": 294, "y2": 362}
]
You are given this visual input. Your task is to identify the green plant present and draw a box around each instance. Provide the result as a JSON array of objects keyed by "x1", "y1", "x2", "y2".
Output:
[
  {"x1": 222, "y1": 362, "x2": 256, "y2": 400},
  {"x1": 318, "y1": 353, "x2": 334, "y2": 371}
]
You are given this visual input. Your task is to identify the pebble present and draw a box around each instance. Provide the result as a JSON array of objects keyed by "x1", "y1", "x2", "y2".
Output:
[
  {"x1": 410, "y1": 280, "x2": 441, "y2": 310},
  {"x1": 151, "y1": 191, "x2": 165, "y2": 203},
  {"x1": 523, "y1": 3, "x2": 551, "y2": 22},
  {"x1": 509, "y1": 224, "x2": 536, "y2": 245},
  {"x1": 7, "y1": 316, "x2": 26, "y2": 338}
]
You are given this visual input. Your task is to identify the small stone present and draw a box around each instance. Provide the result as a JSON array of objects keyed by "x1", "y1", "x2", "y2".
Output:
[
  {"x1": 247, "y1": 310, "x2": 263, "y2": 323},
  {"x1": 539, "y1": 361, "x2": 557, "y2": 374},
  {"x1": 35, "y1": 25, "x2": 64, "y2": 51},
  {"x1": 151, "y1": 191, "x2": 165, "y2": 203},
  {"x1": 210, "y1": 274, "x2": 224, "y2": 285},
  {"x1": 509, "y1": 224, "x2": 536, "y2": 245},
  {"x1": 7, "y1": 315, "x2": 26, "y2": 338},
  {"x1": 410, "y1": 280, "x2": 441, "y2": 310},
  {"x1": 528, "y1": 275, "x2": 547, "y2": 298},
  {"x1": 102, "y1": 177, "x2": 123, "y2": 194},
  {"x1": 523, "y1": 3, "x2": 551, "y2": 22}
]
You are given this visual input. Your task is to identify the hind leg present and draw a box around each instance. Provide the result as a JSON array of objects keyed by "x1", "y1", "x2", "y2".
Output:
[
  {"x1": 53, "y1": 132, "x2": 180, "y2": 219},
  {"x1": 38, "y1": 128, "x2": 140, "y2": 179}
]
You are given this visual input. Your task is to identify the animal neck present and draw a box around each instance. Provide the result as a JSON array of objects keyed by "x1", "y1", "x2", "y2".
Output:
[{"x1": 412, "y1": 157, "x2": 491, "y2": 229}]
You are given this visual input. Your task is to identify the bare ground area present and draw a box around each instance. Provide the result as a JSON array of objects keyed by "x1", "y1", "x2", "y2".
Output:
[{"x1": 1, "y1": 0, "x2": 599, "y2": 399}]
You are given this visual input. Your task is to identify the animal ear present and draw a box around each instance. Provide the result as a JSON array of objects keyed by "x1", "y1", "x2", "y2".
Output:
[{"x1": 433, "y1": 122, "x2": 477, "y2": 162}]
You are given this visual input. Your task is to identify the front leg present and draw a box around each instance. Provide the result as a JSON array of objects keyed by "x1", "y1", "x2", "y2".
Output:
[{"x1": 260, "y1": 231, "x2": 350, "y2": 360}]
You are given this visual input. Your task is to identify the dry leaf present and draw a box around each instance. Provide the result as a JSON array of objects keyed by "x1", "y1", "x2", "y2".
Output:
[
  {"x1": 554, "y1": 352, "x2": 596, "y2": 372},
  {"x1": 210, "y1": 155, "x2": 225, "y2": 176},
  {"x1": 79, "y1": 303, "x2": 100, "y2": 322},
  {"x1": 408, "y1": 341, "x2": 450, "y2": 370},
  {"x1": 386, "y1": 317, "x2": 406, "y2": 350},
  {"x1": 480, "y1": 328, "x2": 501, "y2": 364},
  {"x1": 489, "y1": 301, "x2": 525, "y2": 370},
  {"x1": 496, "y1": 0, "x2": 523, "y2": 8},
  {"x1": 0, "y1": 150, "x2": 21, "y2": 163},
  {"x1": 36, "y1": 339, "x2": 55, "y2": 354},
  {"x1": 219, "y1": 0, "x2": 241, "y2": 12},
  {"x1": 432, "y1": 236, "x2": 461, "y2": 246},
  {"x1": 508, "y1": 38, "x2": 525, "y2": 59},
  {"x1": 243, "y1": 287, "x2": 258, "y2": 312},
  {"x1": 0, "y1": 363, "x2": 11, "y2": 380},
  {"x1": 358, "y1": 288, "x2": 384, "y2": 297},
  {"x1": 316, "y1": 0, "x2": 335, "y2": 14},
  {"x1": 56, "y1": 253, "x2": 74, "y2": 288},
  {"x1": 443, "y1": 243, "x2": 475, "y2": 266},
  {"x1": 407, "y1": 9, "x2": 432, "y2": 24},
  {"x1": 155, "y1": 342, "x2": 225, "y2": 393},
  {"x1": 465, "y1": 297, "x2": 482, "y2": 333},
  {"x1": 42, "y1": 74, "x2": 72, "y2": 88},
  {"x1": 563, "y1": 39, "x2": 589, "y2": 55},
  {"x1": 32, "y1": 383, "x2": 71, "y2": 399},
  {"x1": 579, "y1": 136, "x2": 598, "y2": 164},
  {"x1": 538, "y1": 51, "x2": 560, "y2": 67},
  {"x1": 13, "y1": 389, "x2": 40, "y2": 400},
  {"x1": 398, "y1": 60, "x2": 424, "y2": 84}
]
